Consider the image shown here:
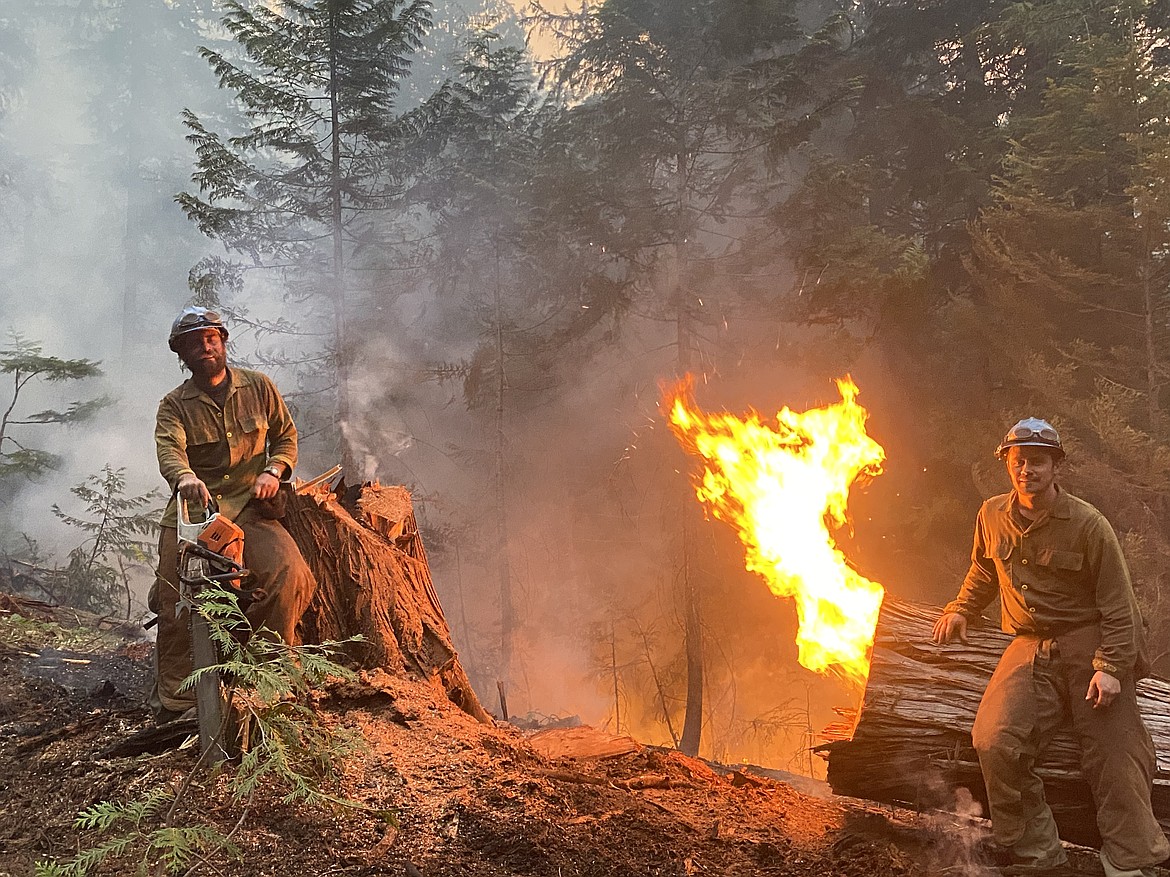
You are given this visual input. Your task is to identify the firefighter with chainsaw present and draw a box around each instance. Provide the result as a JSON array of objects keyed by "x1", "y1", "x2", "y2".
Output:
[
  {"x1": 933, "y1": 418, "x2": 1168, "y2": 877},
  {"x1": 150, "y1": 306, "x2": 317, "y2": 723}
]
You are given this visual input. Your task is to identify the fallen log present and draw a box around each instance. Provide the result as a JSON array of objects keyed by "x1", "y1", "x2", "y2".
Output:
[
  {"x1": 818, "y1": 597, "x2": 1170, "y2": 847},
  {"x1": 283, "y1": 480, "x2": 489, "y2": 724}
]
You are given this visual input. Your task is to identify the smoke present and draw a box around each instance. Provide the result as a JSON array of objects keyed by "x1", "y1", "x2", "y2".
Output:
[
  {"x1": 921, "y1": 786, "x2": 998, "y2": 877},
  {"x1": 0, "y1": 0, "x2": 989, "y2": 773},
  {"x1": 0, "y1": 10, "x2": 220, "y2": 609},
  {"x1": 838, "y1": 787, "x2": 997, "y2": 877}
]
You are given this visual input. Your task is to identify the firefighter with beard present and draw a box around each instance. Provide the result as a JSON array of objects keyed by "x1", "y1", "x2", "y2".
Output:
[
  {"x1": 149, "y1": 306, "x2": 318, "y2": 722},
  {"x1": 933, "y1": 418, "x2": 1167, "y2": 877}
]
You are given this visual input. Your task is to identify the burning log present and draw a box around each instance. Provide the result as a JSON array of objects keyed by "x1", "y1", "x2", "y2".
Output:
[
  {"x1": 283, "y1": 481, "x2": 489, "y2": 723},
  {"x1": 818, "y1": 597, "x2": 1170, "y2": 847}
]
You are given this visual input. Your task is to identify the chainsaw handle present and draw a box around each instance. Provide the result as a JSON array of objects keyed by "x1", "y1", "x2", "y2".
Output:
[
  {"x1": 176, "y1": 489, "x2": 219, "y2": 522},
  {"x1": 175, "y1": 489, "x2": 223, "y2": 547}
]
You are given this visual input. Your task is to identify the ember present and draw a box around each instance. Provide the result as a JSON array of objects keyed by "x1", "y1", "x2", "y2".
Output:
[{"x1": 666, "y1": 377, "x2": 885, "y2": 688}]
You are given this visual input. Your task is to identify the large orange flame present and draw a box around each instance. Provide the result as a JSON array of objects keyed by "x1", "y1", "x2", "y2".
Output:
[{"x1": 666, "y1": 376, "x2": 885, "y2": 688}]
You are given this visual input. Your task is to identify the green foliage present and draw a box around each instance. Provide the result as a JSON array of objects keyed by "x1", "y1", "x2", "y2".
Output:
[
  {"x1": 961, "y1": 14, "x2": 1170, "y2": 666},
  {"x1": 177, "y1": 0, "x2": 441, "y2": 262},
  {"x1": 534, "y1": 0, "x2": 839, "y2": 267},
  {"x1": 0, "y1": 334, "x2": 108, "y2": 482},
  {"x1": 177, "y1": 0, "x2": 451, "y2": 457},
  {"x1": 46, "y1": 465, "x2": 161, "y2": 616},
  {"x1": 185, "y1": 588, "x2": 366, "y2": 805},
  {"x1": 420, "y1": 29, "x2": 594, "y2": 410},
  {"x1": 37, "y1": 593, "x2": 370, "y2": 876},
  {"x1": 35, "y1": 789, "x2": 236, "y2": 877}
]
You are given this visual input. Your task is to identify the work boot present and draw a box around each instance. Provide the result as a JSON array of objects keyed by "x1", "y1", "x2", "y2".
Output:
[
  {"x1": 1100, "y1": 851, "x2": 1160, "y2": 877},
  {"x1": 153, "y1": 705, "x2": 197, "y2": 725}
]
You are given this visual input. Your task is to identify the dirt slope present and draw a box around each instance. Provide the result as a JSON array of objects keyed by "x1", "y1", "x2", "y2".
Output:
[{"x1": 0, "y1": 609, "x2": 1116, "y2": 877}]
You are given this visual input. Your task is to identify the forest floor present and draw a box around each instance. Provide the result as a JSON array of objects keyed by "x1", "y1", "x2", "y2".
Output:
[{"x1": 0, "y1": 599, "x2": 1136, "y2": 877}]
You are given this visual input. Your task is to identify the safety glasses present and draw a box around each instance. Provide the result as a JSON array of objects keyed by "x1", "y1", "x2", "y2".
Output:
[
  {"x1": 1004, "y1": 424, "x2": 1059, "y2": 443},
  {"x1": 176, "y1": 310, "x2": 222, "y2": 328}
]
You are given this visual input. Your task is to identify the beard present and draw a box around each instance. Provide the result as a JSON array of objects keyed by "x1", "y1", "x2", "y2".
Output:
[{"x1": 182, "y1": 347, "x2": 227, "y2": 383}]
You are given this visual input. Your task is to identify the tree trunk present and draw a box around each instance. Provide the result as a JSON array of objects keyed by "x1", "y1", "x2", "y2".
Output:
[
  {"x1": 326, "y1": 10, "x2": 355, "y2": 478},
  {"x1": 678, "y1": 515, "x2": 703, "y2": 756},
  {"x1": 492, "y1": 246, "x2": 515, "y2": 691},
  {"x1": 672, "y1": 148, "x2": 705, "y2": 758},
  {"x1": 818, "y1": 597, "x2": 1170, "y2": 848},
  {"x1": 283, "y1": 481, "x2": 490, "y2": 724}
]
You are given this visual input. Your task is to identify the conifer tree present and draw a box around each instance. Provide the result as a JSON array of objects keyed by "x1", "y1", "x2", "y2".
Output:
[
  {"x1": 965, "y1": 13, "x2": 1170, "y2": 665},
  {"x1": 177, "y1": 0, "x2": 441, "y2": 471},
  {"x1": 530, "y1": 0, "x2": 846, "y2": 757},
  {"x1": 415, "y1": 30, "x2": 622, "y2": 696},
  {"x1": 50, "y1": 465, "x2": 160, "y2": 616},
  {"x1": 775, "y1": 0, "x2": 1170, "y2": 594},
  {"x1": 425, "y1": 32, "x2": 544, "y2": 691},
  {"x1": 0, "y1": 335, "x2": 107, "y2": 483},
  {"x1": 78, "y1": 0, "x2": 219, "y2": 367}
]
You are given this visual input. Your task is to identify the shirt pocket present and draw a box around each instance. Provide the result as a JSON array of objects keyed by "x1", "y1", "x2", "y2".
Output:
[
  {"x1": 185, "y1": 420, "x2": 222, "y2": 471},
  {"x1": 1035, "y1": 547, "x2": 1084, "y2": 571},
  {"x1": 239, "y1": 413, "x2": 266, "y2": 436},
  {"x1": 237, "y1": 413, "x2": 268, "y2": 457}
]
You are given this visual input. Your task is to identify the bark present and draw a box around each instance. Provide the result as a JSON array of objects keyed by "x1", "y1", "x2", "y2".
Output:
[
  {"x1": 674, "y1": 150, "x2": 704, "y2": 758},
  {"x1": 283, "y1": 481, "x2": 490, "y2": 723},
  {"x1": 678, "y1": 528, "x2": 704, "y2": 756},
  {"x1": 818, "y1": 597, "x2": 1170, "y2": 848}
]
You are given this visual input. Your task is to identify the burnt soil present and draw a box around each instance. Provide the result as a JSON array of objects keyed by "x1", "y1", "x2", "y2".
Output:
[{"x1": 0, "y1": 608, "x2": 1125, "y2": 877}]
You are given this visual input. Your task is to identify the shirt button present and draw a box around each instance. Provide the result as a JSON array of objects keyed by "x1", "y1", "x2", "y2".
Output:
[
  {"x1": 226, "y1": 431, "x2": 232, "y2": 438},
  {"x1": 216, "y1": 494, "x2": 222, "y2": 500},
  {"x1": 223, "y1": 475, "x2": 230, "y2": 480},
  {"x1": 1021, "y1": 558, "x2": 1029, "y2": 565},
  {"x1": 1021, "y1": 585, "x2": 1029, "y2": 590},
  {"x1": 1030, "y1": 607, "x2": 1036, "y2": 613}
]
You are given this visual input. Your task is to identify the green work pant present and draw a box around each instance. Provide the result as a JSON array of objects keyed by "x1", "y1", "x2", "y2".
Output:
[
  {"x1": 148, "y1": 505, "x2": 318, "y2": 716},
  {"x1": 971, "y1": 626, "x2": 1168, "y2": 871}
]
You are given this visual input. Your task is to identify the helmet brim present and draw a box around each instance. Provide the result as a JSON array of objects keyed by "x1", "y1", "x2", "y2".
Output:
[
  {"x1": 168, "y1": 325, "x2": 229, "y2": 353},
  {"x1": 995, "y1": 441, "x2": 1065, "y2": 461}
]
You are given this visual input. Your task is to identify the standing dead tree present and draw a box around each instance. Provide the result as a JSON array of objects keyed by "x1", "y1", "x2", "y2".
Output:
[
  {"x1": 818, "y1": 597, "x2": 1170, "y2": 847},
  {"x1": 283, "y1": 482, "x2": 489, "y2": 724}
]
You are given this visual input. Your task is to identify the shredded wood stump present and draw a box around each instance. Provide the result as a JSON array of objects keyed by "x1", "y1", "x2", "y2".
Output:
[
  {"x1": 284, "y1": 481, "x2": 489, "y2": 723},
  {"x1": 818, "y1": 597, "x2": 1170, "y2": 847}
]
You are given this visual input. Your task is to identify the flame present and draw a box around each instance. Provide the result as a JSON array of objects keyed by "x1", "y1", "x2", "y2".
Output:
[{"x1": 666, "y1": 376, "x2": 885, "y2": 688}]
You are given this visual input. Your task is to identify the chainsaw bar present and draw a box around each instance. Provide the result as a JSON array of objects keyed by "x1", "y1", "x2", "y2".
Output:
[{"x1": 296, "y1": 464, "x2": 342, "y2": 494}]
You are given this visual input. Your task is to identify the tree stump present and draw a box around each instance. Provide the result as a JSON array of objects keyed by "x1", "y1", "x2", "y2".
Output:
[
  {"x1": 283, "y1": 481, "x2": 489, "y2": 724},
  {"x1": 818, "y1": 597, "x2": 1170, "y2": 847}
]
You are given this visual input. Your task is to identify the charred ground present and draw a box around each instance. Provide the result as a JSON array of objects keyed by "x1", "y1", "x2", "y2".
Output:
[{"x1": 0, "y1": 604, "x2": 1120, "y2": 877}]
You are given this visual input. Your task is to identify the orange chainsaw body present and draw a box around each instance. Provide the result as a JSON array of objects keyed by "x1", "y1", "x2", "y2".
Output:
[
  {"x1": 177, "y1": 497, "x2": 247, "y2": 592},
  {"x1": 197, "y1": 515, "x2": 245, "y2": 568}
]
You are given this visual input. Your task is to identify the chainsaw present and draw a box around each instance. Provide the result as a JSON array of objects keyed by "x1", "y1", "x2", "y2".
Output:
[{"x1": 175, "y1": 495, "x2": 253, "y2": 762}]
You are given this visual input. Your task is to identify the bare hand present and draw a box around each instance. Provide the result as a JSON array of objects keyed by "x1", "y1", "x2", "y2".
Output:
[
  {"x1": 1086, "y1": 670, "x2": 1121, "y2": 709},
  {"x1": 252, "y1": 472, "x2": 280, "y2": 500},
  {"x1": 932, "y1": 612, "x2": 969, "y2": 644},
  {"x1": 177, "y1": 472, "x2": 211, "y2": 509}
]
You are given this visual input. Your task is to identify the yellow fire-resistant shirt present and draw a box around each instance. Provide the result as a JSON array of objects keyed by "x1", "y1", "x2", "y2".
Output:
[
  {"x1": 945, "y1": 487, "x2": 1146, "y2": 676},
  {"x1": 155, "y1": 367, "x2": 297, "y2": 528}
]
